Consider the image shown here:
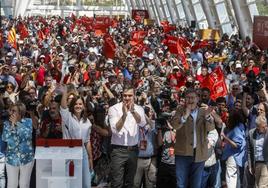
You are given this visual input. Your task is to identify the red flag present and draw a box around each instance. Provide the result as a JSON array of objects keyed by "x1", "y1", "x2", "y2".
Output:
[
  {"x1": 162, "y1": 35, "x2": 179, "y2": 54},
  {"x1": 191, "y1": 40, "x2": 210, "y2": 51},
  {"x1": 103, "y1": 35, "x2": 116, "y2": 59},
  {"x1": 17, "y1": 22, "x2": 29, "y2": 40},
  {"x1": 161, "y1": 21, "x2": 176, "y2": 33},
  {"x1": 177, "y1": 42, "x2": 188, "y2": 69},
  {"x1": 130, "y1": 30, "x2": 148, "y2": 46},
  {"x1": 129, "y1": 42, "x2": 148, "y2": 57},
  {"x1": 160, "y1": 20, "x2": 169, "y2": 26},
  {"x1": 201, "y1": 67, "x2": 228, "y2": 100},
  {"x1": 37, "y1": 30, "x2": 45, "y2": 42},
  {"x1": 178, "y1": 37, "x2": 191, "y2": 49},
  {"x1": 163, "y1": 35, "x2": 188, "y2": 69}
]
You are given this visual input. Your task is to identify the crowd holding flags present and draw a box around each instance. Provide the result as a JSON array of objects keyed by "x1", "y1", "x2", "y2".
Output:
[{"x1": 1, "y1": 13, "x2": 229, "y2": 100}]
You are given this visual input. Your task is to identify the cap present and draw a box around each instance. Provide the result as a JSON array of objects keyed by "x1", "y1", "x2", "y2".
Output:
[
  {"x1": 235, "y1": 63, "x2": 242, "y2": 69},
  {"x1": 148, "y1": 53, "x2": 154, "y2": 60},
  {"x1": 158, "y1": 50, "x2": 164, "y2": 54},
  {"x1": 7, "y1": 52, "x2": 13, "y2": 56},
  {"x1": 58, "y1": 53, "x2": 64, "y2": 57},
  {"x1": 173, "y1": 66, "x2": 180, "y2": 70},
  {"x1": 106, "y1": 59, "x2": 113, "y2": 65},
  {"x1": 40, "y1": 55, "x2": 45, "y2": 59}
]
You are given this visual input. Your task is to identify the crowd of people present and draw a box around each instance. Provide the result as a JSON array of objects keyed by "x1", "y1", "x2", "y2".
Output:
[{"x1": 0, "y1": 14, "x2": 268, "y2": 188}]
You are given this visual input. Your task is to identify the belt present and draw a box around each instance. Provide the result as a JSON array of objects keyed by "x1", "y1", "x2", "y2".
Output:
[
  {"x1": 256, "y1": 161, "x2": 266, "y2": 164},
  {"x1": 112, "y1": 144, "x2": 138, "y2": 151},
  {"x1": 139, "y1": 156, "x2": 156, "y2": 160}
]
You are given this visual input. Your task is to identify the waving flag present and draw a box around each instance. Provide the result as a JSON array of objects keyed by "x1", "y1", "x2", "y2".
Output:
[
  {"x1": 130, "y1": 30, "x2": 148, "y2": 46},
  {"x1": 162, "y1": 35, "x2": 188, "y2": 69},
  {"x1": 201, "y1": 66, "x2": 228, "y2": 100},
  {"x1": 103, "y1": 35, "x2": 116, "y2": 59},
  {"x1": 161, "y1": 21, "x2": 176, "y2": 33},
  {"x1": 8, "y1": 27, "x2": 17, "y2": 49},
  {"x1": 129, "y1": 42, "x2": 148, "y2": 57},
  {"x1": 17, "y1": 22, "x2": 29, "y2": 40}
]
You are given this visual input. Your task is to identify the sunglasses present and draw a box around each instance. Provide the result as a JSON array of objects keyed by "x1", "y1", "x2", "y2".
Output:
[
  {"x1": 6, "y1": 85, "x2": 13, "y2": 89},
  {"x1": 123, "y1": 94, "x2": 133, "y2": 98}
]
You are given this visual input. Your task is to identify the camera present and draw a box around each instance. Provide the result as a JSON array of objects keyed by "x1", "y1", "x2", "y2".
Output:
[
  {"x1": 155, "y1": 112, "x2": 172, "y2": 130},
  {"x1": 243, "y1": 71, "x2": 265, "y2": 93},
  {"x1": 159, "y1": 87, "x2": 171, "y2": 100},
  {"x1": 0, "y1": 81, "x2": 8, "y2": 93},
  {"x1": 25, "y1": 99, "x2": 39, "y2": 111}
]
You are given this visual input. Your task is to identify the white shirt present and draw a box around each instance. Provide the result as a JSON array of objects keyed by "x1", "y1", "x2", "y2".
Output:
[
  {"x1": 60, "y1": 107, "x2": 92, "y2": 144},
  {"x1": 108, "y1": 102, "x2": 146, "y2": 146},
  {"x1": 191, "y1": 109, "x2": 198, "y2": 148}
]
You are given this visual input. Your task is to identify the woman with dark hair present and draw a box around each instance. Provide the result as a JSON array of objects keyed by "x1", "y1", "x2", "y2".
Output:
[
  {"x1": 221, "y1": 110, "x2": 246, "y2": 188},
  {"x1": 60, "y1": 85, "x2": 93, "y2": 188},
  {"x1": 4, "y1": 82, "x2": 18, "y2": 104},
  {"x1": 2, "y1": 102, "x2": 35, "y2": 188}
]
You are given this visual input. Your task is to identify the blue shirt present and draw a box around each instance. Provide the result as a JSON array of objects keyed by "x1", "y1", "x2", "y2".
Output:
[
  {"x1": 2, "y1": 118, "x2": 34, "y2": 166},
  {"x1": 255, "y1": 132, "x2": 265, "y2": 162},
  {"x1": 122, "y1": 68, "x2": 133, "y2": 80},
  {"x1": 138, "y1": 124, "x2": 156, "y2": 158},
  {"x1": 222, "y1": 123, "x2": 246, "y2": 167},
  {"x1": 0, "y1": 136, "x2": 6, "y2": 158}
]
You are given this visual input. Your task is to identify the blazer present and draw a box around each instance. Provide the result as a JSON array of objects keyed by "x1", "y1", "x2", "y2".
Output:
[
  {"x1": 170, "y1": 106, "x2": 215, "y2": 162},
  {"x1": 247, "y1": 128, "x2": 268, "y2": 170}
]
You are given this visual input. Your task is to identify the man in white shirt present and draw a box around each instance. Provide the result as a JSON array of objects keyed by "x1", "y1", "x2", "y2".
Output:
[{"x1": 108, "y1": 84, "x2": 146, "y2": 188}]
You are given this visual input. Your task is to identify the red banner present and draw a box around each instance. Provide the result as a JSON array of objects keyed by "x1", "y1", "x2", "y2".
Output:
[
  {"x1": 253, "y1": 16, "x2": 268, "y2": 50},
  {"x1": 191, "y1": 40, "x2": 210, "y2": 51},
  {"x1": 161, "y1": 21, "x2": 176, "y2": 33},
  {"x1": 162, "y1": 35, "x2": 188, "y2": 69},
  {"x1": 201, "y1": 67, "x2": 228, "y2": 100},
  {"x1": 103, "y1": 34, "x2": 116, "y2": 59},
  {"x1": 129, "y1": 42, "x2": 148, "y2": 57},
  {"x1": 17, "y1": 22, "x2": 29, "y2": 40},
  {"x1": 130, "y1": 30, "x2": 148, "y2": 45},
  {"x1": 132, "y1": 10, "x2": 149, "y2": 23}
]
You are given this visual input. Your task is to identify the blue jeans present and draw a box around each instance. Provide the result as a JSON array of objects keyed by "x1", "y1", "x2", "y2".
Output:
[
  {"x1": 175, "y1": 155, "x2": 205, "y2": 188},
  {"x1": 201, "y1": 160, "x2": 221, "y2": 188}
]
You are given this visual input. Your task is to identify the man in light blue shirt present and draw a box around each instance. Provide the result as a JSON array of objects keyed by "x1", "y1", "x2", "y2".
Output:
[{"x1": 133, "y1": 107, "x2": 157, "y2": 188}]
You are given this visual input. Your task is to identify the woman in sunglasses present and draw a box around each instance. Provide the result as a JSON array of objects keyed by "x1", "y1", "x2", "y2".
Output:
[{"x1": 4, "y1": 82, "x2": 18, "y2": 104}]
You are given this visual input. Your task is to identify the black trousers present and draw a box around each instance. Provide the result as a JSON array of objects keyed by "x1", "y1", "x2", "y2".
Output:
[
  {"x1": 156, "y1": 162, "x2": 176, "y2": 188},
  {"x1": 110, "y1": 146, "x2": 138, "y2": 188}
]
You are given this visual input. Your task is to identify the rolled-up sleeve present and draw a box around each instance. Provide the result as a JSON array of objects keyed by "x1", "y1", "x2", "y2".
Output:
[{"x1": 60, "y1": 107, "x2": 71, "y2": 128}]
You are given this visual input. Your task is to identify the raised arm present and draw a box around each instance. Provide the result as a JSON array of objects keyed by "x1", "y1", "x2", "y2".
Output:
[
  {"x1": 60, "y1": 85, "x2": 68, "y2": 109},
  {"x1": 242, "y1": 92, "x2": 250, "y2": 117}
]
